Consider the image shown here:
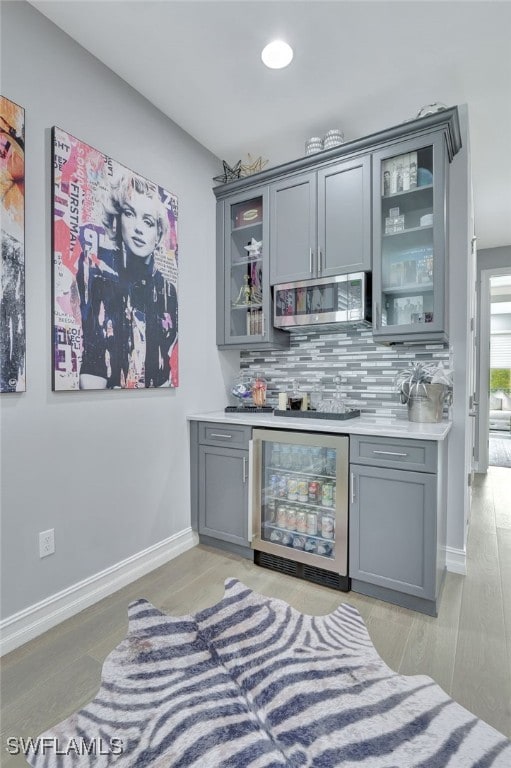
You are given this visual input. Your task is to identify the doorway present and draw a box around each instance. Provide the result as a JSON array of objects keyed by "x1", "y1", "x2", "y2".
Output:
[{"x1": 477, "y1": 268, "x2": 511, "y2": 472}]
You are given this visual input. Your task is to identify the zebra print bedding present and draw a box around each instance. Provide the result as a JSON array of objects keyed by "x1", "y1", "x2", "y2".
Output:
[{"x1": 27, "y1": 578, "x2": 510, "y2": 767}]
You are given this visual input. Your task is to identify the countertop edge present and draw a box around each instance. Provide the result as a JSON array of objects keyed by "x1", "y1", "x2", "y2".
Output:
[{"x1": 187, "y1": 411, "x2": 452, "y2": 441}]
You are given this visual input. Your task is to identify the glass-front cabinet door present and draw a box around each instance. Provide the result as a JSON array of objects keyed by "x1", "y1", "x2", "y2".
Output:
[
  {"x1": 372, "y1": 132, "x2": 448, "y2": 343},
  {"x1": 218, "y1": 186, "x2": 288, "y2": 349},
  {"x1": 250, "y1": 429, "x2": 349, "y2": 584}
]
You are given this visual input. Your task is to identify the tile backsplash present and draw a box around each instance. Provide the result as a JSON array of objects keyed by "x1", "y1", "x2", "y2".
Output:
[{"x1": 240, "y1": 326, "x2": 450, "y2": 419}]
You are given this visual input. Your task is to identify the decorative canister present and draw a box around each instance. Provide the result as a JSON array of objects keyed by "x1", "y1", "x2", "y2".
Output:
[
  {"x1": 305, "y1": 136, "x2": 324, "y2": 155},
  {"x1": 323, "y1": 129, "x2": 344, "y2": 149}
]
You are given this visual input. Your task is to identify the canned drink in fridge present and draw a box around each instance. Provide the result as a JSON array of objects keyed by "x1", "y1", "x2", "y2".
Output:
[
  {"x1": 306, "y1": 511, "x2": 318, "y2": 536},
  {"x1": 308, "y1": 480, "x2": 320, "y2": 503},
  {"x1": 278, "y1": 476, "x2": 288, "y2": 497},
  {"x1": 297, "y1": 479, "x2": 308, "y2": 502},
  {"x1": 287, "y1": 477, "x2": 298, "y2": 501},
  {"x1": 321, "y1": 513, "x2": 335, "y2": 540},
  {"x1": 266, "y1": 497, "x2": 276, "y2": 522},
  {"x1": 296, "y1": 509, "x2": 307, "y2": 533},
  {"x1": 286, "y1": 507, "x2": 297, "y2": 531},
  {"x1": 321, "y1": 482, "x2": 334, "y2": 507},
  {"x1": 270, "y1": 474, "x2": 279, "y2": 495},
  {"x1": 277, "y1": 505, "x2": 288, "y2": 528}
]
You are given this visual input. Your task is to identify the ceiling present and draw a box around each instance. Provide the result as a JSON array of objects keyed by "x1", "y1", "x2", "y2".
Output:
[{"x1": 30, "y1": 0, "x2": 511, "y2": 250}]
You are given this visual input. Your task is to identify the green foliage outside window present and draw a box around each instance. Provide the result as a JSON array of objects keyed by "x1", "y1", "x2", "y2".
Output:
[{"x1": 490, "y1": 368, "x2": 511, "y2": 393}]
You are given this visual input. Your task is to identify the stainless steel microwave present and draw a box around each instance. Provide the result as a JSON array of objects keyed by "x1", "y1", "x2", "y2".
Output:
[{"x1": 273, "y1": 272, "x2": 372, "y2": 329}]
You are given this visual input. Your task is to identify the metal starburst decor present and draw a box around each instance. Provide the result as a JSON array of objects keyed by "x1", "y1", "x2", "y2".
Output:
[
  {"x1": 241, "y1": 154, "x2": 269, "y2": 177},
  {"x1": 213, "y1": 160, "x2": 242, "y2": 184}
]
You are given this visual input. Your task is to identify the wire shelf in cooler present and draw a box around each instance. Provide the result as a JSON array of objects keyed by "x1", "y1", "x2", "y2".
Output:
[{"x1": 262, "y1": 522, "x2": 335, "y2": 560}]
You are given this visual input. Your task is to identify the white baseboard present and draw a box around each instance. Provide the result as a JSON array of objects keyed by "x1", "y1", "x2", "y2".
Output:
[
  {"x1": 0, "y1": 528, "x2": 199, "y2": 656},
  {"x1": 445, "y1": 545, "x2": 467, "y2": 575}
]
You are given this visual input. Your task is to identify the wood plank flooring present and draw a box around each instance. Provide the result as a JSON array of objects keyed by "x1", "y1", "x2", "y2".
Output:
[{"x1": 1, "y1": 466, "x2": 510, "y2": 765}]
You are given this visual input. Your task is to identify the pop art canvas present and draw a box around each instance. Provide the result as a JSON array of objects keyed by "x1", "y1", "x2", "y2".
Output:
[
  {"x1": 0, "y1": 96, "x2": 25, "y2": 393},
  {"x1": 52, "y1": 127, "x2": 178, "y2": 391}
]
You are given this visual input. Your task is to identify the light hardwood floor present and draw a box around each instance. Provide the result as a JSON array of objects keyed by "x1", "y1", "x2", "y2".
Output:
[{"x1": 1, "y1": 467, "x2": 510, "y2": 765}]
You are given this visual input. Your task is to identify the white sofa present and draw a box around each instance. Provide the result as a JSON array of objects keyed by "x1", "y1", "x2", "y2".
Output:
[{"x1": 489, "y1": 393, "x2": 511, "y2": 432}]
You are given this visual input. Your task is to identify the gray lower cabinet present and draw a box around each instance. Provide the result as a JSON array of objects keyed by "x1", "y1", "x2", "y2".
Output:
[
  {"x1": 349, "y1": 434, "x2": 446, "y2": 616},
  {"x1": 190, "y1": 421, "x2": 252, "y2": 558}
]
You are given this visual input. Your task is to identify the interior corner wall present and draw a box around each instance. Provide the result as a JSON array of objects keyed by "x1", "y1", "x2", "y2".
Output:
[
  {"x1": 0, "y1": 1, "x2": 238, "y2": 621},
  {"x1": 446, "y1": 103, "x2": 472, "y2": 557}
]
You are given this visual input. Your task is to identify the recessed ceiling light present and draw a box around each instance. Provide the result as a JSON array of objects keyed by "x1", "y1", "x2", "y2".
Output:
[{"x1": 261, "y1": 40, "x2": 293, "y2": 70}]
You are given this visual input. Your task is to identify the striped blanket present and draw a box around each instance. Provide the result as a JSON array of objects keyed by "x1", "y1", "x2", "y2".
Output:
[{"x1": 27, "y1": 578, "x2": 510, "y2": 767}]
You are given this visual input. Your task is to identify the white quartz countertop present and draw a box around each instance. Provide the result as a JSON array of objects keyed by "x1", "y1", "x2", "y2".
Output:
[{"x1": 187, "y1": 410, "x2": 451, "y2": 441}]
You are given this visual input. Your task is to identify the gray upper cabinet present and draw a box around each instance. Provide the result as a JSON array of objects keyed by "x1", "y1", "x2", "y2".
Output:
[
  {"x1": 269, "y1": 156, "x2": 371, "y2": 285},
  {"x1": 269, "y1": 171, "x2": 317, "y2": 284},
  {"x1": 372, "y1": 131, "x2": 449, "y2": 344},
  {"x1": 215, "y1": 185, "x2": 289, "y2": 350},
  {"x1": 317, "y1": 156, "x2": 372, "y2": 278},
  {"x1": 213, "y1": 107, "x2": 461, "y2": 348}
]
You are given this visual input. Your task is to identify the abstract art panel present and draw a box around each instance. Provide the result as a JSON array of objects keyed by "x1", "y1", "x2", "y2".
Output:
[
  {"x1": 0, "y1": 96, "x2": 25, "y2": 393},
  {"x1": 52, "y1": 127, "x2": 178, "y2": 391}
]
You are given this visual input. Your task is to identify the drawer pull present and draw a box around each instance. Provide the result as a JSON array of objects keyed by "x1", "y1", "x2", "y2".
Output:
[
  {"x1": 372, "y1": 450, "x2": 408, "y2": 457},
  {"x1": 210, "y1": 432, "x2": 233, "y2": 439}
]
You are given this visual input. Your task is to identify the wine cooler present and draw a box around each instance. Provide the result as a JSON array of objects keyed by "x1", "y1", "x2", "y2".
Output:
[{"x1": 250, "y1": 429, "x2": 350, "y2": 591}]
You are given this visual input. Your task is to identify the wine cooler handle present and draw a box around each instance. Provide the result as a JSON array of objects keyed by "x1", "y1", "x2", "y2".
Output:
[{"x1": 247, "y1": 441, "x2": 254, "y2": 542}]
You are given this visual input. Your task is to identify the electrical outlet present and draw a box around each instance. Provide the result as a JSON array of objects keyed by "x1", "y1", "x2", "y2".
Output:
[{"x1": 39, "y1": 529, "x2": 55, "y2": 558}]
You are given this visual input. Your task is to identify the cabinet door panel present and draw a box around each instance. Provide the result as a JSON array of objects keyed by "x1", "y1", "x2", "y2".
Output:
[
  {"x1": 318, "y1": 156, "x2": 371, "y2": 276},
  {"x1": 372, "y1": 132, "x2": 447, "y2": 343},
  {"x1": 350, "y1": 464, "x2": 436, "y2": 599},
  {"x1": 270, "y1": 172, "x2": 316, "y2": 284},
  {"x1": 198, "y1": 446, "x2": 248, "y2": 546}
]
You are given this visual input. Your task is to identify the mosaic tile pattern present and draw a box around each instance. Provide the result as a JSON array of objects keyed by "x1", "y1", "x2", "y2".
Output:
[{"x1": 240, "y1": 326, "x2": 450, "y2": 419}]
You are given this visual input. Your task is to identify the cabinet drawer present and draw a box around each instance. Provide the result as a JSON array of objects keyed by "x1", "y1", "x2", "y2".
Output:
[
  {"x1": 198, "y1": 422, "x2": 252, "y2": 449},
  {"x1": 350, "y1": 435, "x2": 437, "y2": 472}
]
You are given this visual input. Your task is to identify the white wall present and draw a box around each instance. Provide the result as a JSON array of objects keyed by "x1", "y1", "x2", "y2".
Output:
[
  {"x1": 0, "y1": 1, "x2": 238, "y2": 622},
  {"x1": 446, "y1": 104, "x2": 473, "y2": 566}
]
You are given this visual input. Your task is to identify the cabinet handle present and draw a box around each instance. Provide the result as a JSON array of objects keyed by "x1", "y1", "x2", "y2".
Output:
[
  {"x1": 372, "y1": 450, "x2": 408, "y2": 457},
  {"x1": 242, "y1": 457, "x2": 247, "y2": 483},
  {"x1": 210, "y1": 432, "x2": 233, "y2": 439},
  {"x1": 350, "y1": 472, "x2": 356, "y2": 504},
  {"x1": 375, "y1": 303, "x2": 380, "y2": 329},
  {"x1": 309, "y1": 248, "x2": 314, "y2": 275},
  {"x1": 318, "y1": 249, "x2": 322, "y2": 274}
]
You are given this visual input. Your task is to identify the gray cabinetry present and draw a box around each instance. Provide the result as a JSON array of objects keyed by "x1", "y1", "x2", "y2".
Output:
[
  {"x1": 372, "y1": 131, "x2": 450, "y2": 344},
  {"x1": 349, "y1": 434, "x2": 446, "y2": 616},
  {"x1": 269, "y1": 155, "x2": 371, "y2": 285},
  {"x1": 215, "y1": 185, "x2": 288, "y2": 350},
  {"x1": 190, "y1": 421, "x2": 252, "y2": 557}
]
